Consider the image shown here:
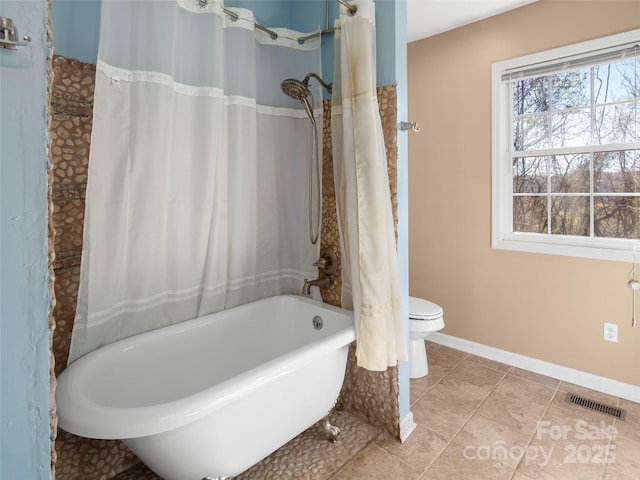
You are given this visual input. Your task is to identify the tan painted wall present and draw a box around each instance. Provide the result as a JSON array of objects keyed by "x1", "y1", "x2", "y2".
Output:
[{"x1": 407, "y1": 0, "x2": 640, "y2": 386}]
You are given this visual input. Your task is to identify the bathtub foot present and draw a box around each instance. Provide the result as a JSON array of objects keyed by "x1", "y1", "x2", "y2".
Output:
[{"x1": 322, "y1": 414, "x2": 341, "y2": 443}]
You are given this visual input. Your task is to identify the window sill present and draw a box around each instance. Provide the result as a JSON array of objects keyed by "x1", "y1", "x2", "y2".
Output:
[{"x1": 492, "y1": 233, "x2": 640, "y2": 263}]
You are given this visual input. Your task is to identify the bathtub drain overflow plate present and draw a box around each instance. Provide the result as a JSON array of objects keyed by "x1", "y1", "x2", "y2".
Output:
[{"x1": 313, "y1": 315, "x2": 323, "y2": 330}]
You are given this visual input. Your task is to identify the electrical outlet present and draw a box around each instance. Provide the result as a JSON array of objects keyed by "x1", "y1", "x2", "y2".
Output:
[{"x1": 604, "y1": 322, "x2": 618, "y2": 343}]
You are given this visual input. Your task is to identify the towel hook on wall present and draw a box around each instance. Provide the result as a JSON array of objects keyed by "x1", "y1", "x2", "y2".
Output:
[
  {"x1": 400, "y1": 121, "x2": 420, "y2": 133},
  {"x1": 0, "y1": 17, "x2": 31, "y2": 50}
]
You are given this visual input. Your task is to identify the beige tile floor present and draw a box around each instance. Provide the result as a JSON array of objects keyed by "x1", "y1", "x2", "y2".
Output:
[
  {"x1": 329, "y1": 342, "x2": 640, "y2": 480},
  {"x1": 117, "y1": 341, "x2": 639, "y2": 480}
]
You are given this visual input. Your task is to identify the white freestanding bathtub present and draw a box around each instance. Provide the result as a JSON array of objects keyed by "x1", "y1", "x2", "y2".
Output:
[{"x1": 56, "y1": 295, "x2": 355, "y2": 480}]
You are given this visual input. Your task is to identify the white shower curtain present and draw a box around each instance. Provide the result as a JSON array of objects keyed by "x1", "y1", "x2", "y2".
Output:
[
  {"x1": 69, "y1": 0, "x2": 322, "y2": 362},
  {"x1": 332, "y1": 0, "x2": 407, "y2": 371}
]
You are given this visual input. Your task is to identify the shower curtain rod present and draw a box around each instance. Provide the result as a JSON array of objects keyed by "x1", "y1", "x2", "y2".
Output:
[
  {"x1": 298, "y1": 0, "x2": 358, "y2": 43},
  {"x1": 334, "y1": 0, "x2": 358, "y2": 16},
  {"x1": 197, "y1": 0, "x2": 357, "y2": 43}
]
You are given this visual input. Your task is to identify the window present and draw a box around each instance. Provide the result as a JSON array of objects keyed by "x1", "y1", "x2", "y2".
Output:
[{"x1": 492, "y1": 30, "x2": 640, "y2": 262}]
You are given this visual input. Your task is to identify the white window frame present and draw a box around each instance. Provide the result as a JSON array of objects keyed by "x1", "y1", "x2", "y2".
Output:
[{"x1": 492, "y1": 30, "x2": 640, "y2": 263}]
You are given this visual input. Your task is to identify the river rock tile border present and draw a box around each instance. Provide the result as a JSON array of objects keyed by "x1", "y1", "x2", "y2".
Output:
[
  {"x1": 113, "y1": 410, "x2": 381, "y2": 480},
  {"x1": 55, "y1": 430, "x2": 141, "y2": 480},
  {"x1": 233, "y1": 410, "x2": 381, "y2": 480},
  {"x1": 322, "y1": 85, "x2": 401, "y2": 439},
  {"x1": 111, "y1": 462, "x2": 164, "y2": 480},
  {"x1": 319, "y1": 101, "x2": 343, "y2": 307},
  {"x1": 50, "y1": 56, "x2": 139, "y2": 480},
  {"x1": 50, "y1": 54, "x2": 95, "y2": 377}
]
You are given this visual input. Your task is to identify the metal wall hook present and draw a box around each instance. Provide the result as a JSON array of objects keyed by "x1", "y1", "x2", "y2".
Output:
[
  {"x1": 0, "y1": 17, "x2": 31, "y2": 50},
  {"x1": 400, "y1": 121, "x2": 420, "y2": 133}
]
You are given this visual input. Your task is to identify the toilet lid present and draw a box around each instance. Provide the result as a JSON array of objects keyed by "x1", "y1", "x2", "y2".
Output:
[{"x1": 409, "y1": 296, "x2": 443, "y2": 320}]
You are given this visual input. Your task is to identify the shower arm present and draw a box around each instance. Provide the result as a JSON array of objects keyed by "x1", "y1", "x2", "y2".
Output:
[{"x1": 304, "y1": 73, "x2": 333, "y2": 94}]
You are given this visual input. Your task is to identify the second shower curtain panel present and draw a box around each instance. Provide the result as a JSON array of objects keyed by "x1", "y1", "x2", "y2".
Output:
[{"x1": 332, "y1": 0, "x2": 408, "y2": 371}]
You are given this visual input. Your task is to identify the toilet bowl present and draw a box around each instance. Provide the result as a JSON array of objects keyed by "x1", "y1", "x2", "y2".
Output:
[{"x1": 408, "y1": 296, "x2": 444, "y2": 379}]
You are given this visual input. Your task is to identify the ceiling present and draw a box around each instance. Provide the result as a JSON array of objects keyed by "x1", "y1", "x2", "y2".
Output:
[{"x1": 406, "y1": 0, "x2": 538, "y2": 43}]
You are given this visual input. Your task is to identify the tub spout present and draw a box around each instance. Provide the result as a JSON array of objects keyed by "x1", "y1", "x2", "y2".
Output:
[{"x1": 301, "y1": 275, "x2": 330, "y2": 295}]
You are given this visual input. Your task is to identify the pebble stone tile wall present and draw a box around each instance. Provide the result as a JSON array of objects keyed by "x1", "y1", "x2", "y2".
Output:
[
  {"x1": 106, "y1": 411, "x2": 381, "y2": 480},
  {"x1": 322, "y1": 86, "x2": 401, "y2": 440},
  {"x1": 48, "y1": 54, "x2": 401, "y2": 478},
  {"x1": 50, "y1": 55, "x2": 143, "y2": 480},
  {"x1": 231, "y1": 411, "x2": 381, "y2": 480},
  {"x1": 50, "y1": 55, "x2": 94, "y2": 379}
]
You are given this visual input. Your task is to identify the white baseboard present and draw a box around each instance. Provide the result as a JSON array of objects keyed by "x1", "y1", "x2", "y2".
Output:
[
  {"x1": 399, "y1": 411, "x2": 417, "y2": 443},
  {"x1": 428, "y1": 333, "x2": 640, "y2": 403}
]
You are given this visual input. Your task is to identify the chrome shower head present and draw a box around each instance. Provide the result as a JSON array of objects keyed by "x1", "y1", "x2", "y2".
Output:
[
  {"x1": 281, "y1": 78, "x2": 315, "y2": 124},
  {"x1": 280, "y1": 74, "x2": 332, "y2": 99},
  {"x1": 281, "y1": 78, "x2": 311, "y2": 101}
]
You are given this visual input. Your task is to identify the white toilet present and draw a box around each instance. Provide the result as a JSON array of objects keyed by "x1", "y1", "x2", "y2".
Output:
[{"x1": 408, "y1": 296, "x2": 445, "y2": 379}]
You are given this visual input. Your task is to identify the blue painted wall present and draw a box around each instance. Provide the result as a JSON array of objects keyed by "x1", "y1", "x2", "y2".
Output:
[
  {"x1": 0, "y1": 1, "x2": 53, "y2": 478},
  {"x1": 228, "y1": 0, "x2": 291, "y2": 26},
  {"x1": 51, "y1": 0, "x2": 101, "y2": 64}
]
